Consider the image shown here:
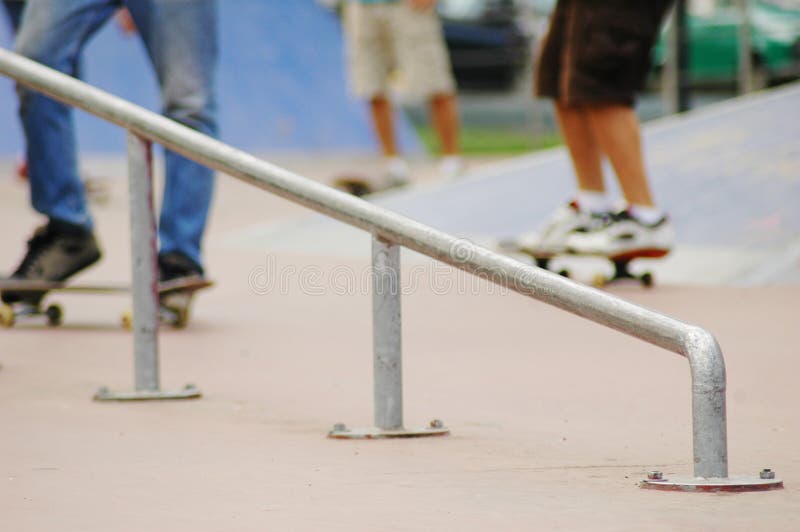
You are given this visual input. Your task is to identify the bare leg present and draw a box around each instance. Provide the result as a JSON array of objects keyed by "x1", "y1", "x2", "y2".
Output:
[
  {"x1": 429, "y1": 93, "x2": 460, "y2": 155},
  {"x1": 584, "y1": 104, "x2": 654, "y2": 207},
  {"x1": 554, "y1": 102, "x2": 604, "y2": 192},
  {"x1": 369, "y1": 95, "x2": 398, "y2": 156}
]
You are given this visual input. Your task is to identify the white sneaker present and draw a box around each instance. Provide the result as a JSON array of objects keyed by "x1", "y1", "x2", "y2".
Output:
[
  {"x1": 566, "y1": 210, "x2": 675, "y2": 259},
  {"x1": 437, "y1": 155, "x2": 465, "y2": 180},
  {"x1": 512, "y1": 201, "x2": 610, "y2": 257},
  {"x1": 384, "y1": 156, "x2": 410, "y2": 187}
]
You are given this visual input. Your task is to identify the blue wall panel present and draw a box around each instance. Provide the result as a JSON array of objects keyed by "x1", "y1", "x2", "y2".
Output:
[{"x1": 0, "y1": 0, "x2": 421, "y2": 156}]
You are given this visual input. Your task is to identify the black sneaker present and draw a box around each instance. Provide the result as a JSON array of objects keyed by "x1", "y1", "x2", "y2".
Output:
[
  {"x1": 1, "y1": 219, "x2": 102, "y2": 305},
  {"x1": 158, "y1": 251, "x2": 204, "y2": 283}
]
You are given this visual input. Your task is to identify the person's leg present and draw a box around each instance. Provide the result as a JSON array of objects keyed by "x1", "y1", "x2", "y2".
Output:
[
  {"x1": 565, "y1": 104, "x2": 673, "y2": 256},
  {"x1": 15, "y1": 0, "x2": 117, "y2": 229},
  {"x1": 429, "y1": 92, "x2": 459, "y2": 156},
  {"x1": 554, "y1": 102, "x2": 604, "y2": 193},
  {"x1": 370, "y1": 95, "x2": 398, "y2": 157},
  {"x1": 126, "y1": 0, "x2": 217, "y2": 273},
  {"x1": 2, "y1": 0, "x2": 111, "y2": 301},
  {"x1": 345, "y1": 2, "x2": 395, "y2": 153},
  {"x1": 368, "y1": 94, "x2": 409, "y2": 185},
  {"x1": 394, "y1": 2, "x2": 462, "y2": 177},
  {"x1": 584, "y1": 104, "x2": 655, "y2": 208},
  {"x1": 368, "y1": 95, "x2": 409, "y2": 184},
  {"x1": 511, "y1": 101, "x2": 611, "y2": 257}
]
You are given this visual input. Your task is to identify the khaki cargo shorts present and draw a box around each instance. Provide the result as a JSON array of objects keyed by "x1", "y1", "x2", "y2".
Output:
[{"x1": 344, "y1": 1, "x2": 456, "y2": 101}]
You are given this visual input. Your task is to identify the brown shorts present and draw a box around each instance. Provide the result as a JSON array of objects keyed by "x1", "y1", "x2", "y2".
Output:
[{"x1": 535, "y1": 0, "x2": 674, "y2": 106}]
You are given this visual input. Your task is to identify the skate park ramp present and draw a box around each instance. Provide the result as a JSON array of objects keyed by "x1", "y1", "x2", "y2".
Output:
[
  {"x1": 224, "y1": 81, "x2": 800, "y2": 286},
  {"x1": 0, "y1": 0, "x2": 421, "y2": 155}
]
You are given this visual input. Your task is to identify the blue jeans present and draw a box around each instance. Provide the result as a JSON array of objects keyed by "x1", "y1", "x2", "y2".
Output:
[
  {"x1": 2, "y1": 0, "x2": 24, "y2": 31},
  {"x1": 15, "y1": 0, "x2": 218, "y2": 268}
]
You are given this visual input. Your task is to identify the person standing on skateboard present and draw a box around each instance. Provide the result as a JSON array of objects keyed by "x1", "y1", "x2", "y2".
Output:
[
  {"x1": 1, "y1": 0, "x2": 218, "y2": 307},
  {"x1": 518, "y1": 1, "x2": 676, "y2": 259},
  {"x1": 342, "y1": 0, "x2": 463, "y2": 189}
]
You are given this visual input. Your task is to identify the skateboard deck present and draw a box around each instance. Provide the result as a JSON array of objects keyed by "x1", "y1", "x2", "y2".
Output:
[
  {"x1": 123, "y1": 277, "x2": 214, "y2": 330},
  {"x1": 331, "y1": 173, "x2": 406, "y2": 197},
  {"x1": 0, "y1": 277, "x2": 213, "y2": 328},
  {"x1": 496, "y1": 239, "x2": 666, "y2": 288}
]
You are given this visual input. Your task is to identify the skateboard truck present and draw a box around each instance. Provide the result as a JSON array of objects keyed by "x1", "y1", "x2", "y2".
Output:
[
  {"x1": 533, "y1": 257, "x2": 570, "y2": 278},
  {"x1": 593, "y1": 258, "x2": 654, "y2": 288}
]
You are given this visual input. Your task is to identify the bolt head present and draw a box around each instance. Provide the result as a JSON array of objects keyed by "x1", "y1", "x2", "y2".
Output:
[
  {"x1": 429, "y1": 419, "x2": 444, "y2": 429},
  {"x1": 647, "y1": 470, "x2": 663, "y2": 480},
  {"x1": 760, "y1": 468, "x2": 775, "y2": 479},
  {"x1": 332, "y1": 423, "x2": 347, "y2": 432}
]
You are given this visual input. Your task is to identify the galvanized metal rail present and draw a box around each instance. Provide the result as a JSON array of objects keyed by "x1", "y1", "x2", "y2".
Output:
[{"x1": 0, "y1": 47, "x2": 778, "y2": 490}]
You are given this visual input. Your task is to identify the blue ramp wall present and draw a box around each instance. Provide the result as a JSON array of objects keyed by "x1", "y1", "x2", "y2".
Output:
[{"x1": 0, "y1": 0, "x2": 421, "y2": 156}]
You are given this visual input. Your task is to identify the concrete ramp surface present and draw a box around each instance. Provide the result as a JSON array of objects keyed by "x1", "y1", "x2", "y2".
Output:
[{"x1": 226, "y1": 82, "x2": 800, "y2": 286}]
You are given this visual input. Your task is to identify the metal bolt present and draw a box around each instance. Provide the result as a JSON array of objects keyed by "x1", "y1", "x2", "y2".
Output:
[
  {"x1": 760, "y1": 468, "x2": 775, "y2": 479},
  {"x1": 647, "y1": 470, "x2": 663, "y2": 480},
  {"x1": 429, "y1": 419, "x2": 444, "y2": 429},
  {"x1": 332, "y1": 423, "x2": 347, "y2": 432}
]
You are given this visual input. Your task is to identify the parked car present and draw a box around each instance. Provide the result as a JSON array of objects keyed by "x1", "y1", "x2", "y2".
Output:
[
  {"x1": 438, "y1": 0, "x2": 532, "y2": 90},
  {"x1": 653, "y1": 0, "x2": 800, "y2": 88}
]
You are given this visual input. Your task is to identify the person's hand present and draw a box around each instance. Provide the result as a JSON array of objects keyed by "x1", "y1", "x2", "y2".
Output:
[
  {"x1": 115, "y1": 8, "x2": 137, "y2": 36},
  {"x1": 406, "y1": 0, "x2": 437, "y2": 11}
]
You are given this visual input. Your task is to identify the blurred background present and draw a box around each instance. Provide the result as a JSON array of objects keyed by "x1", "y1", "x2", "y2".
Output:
[
  {"x1": 1, "y1": 0, "x2": 798, "y2": 159},
  {"x1": 419, "y1": 0, "x2": 800, "y2": 156}
]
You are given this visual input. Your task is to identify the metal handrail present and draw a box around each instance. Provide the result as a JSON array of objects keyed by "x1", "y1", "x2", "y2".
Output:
[{"x1": 0, "y1": 47, "x2": 727, "y2": 478}]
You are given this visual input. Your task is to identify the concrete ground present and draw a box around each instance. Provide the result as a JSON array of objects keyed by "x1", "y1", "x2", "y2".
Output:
[
  {"x1": 1, "y1": 86, "x2": 799, "y2": 530},
  {"x1": 0, "y1": 163, "x2": 797, "y2": 531}
]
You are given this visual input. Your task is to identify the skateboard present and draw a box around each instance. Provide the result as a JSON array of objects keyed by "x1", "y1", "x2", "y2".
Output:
[
  {"x1": 121, "y1": 277, "x2": 214, "y2": 330},
  {"x1": 331, "y1": 173, "x2": 407, "y2": 197},
  {"x1": 83, "y1": 177, "x2": 112, "y2": 206},
  {"x1": 0, "y1": 278, "x2": 213, "y2": 328},
  {"x1": 496, "y1": 240, "x2": 665, "y2": 288}
]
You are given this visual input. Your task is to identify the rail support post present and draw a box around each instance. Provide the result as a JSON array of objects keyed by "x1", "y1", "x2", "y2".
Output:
[
  {"x1": 329, "y1": 235, "x2": 447, "y2": 439},
  {"x1": 641, "y1": 328, "x2": 782, "y2": 492},
  {"x1": 94, "y1": 132, "x2": 200, "y2": 402}
]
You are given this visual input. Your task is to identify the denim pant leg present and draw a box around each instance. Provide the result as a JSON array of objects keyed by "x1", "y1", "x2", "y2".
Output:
[
  {"x1": 3, "y1": 0, "x2": 24, "y2": 31},
  {"x1": 14, "y1": 0, "x2": 118, "y2": 230},
  {"x1": 126, "y1": 0, "x2": 218, "y2": 269}
]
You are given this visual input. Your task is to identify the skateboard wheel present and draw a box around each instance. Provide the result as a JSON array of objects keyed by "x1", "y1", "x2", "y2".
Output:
[
  {"x1": 640, "y1": 272, "x2": 654, "y2": 288},
  {"x1": 45, "y1": 304, "x2": 63, "y2": 327},
  {"x1": 557, "y1": 269, "x2": 570, "y2": 278},
  {"x1": 0, "y1": 305, "x2": 15, "y2": 328},
  {"x1": 121, "y1": 310, "x2": 133, "y2": 331},
  {"x1": 591, "y1": 273, "x2": 607, "y2": 288},
  {"x1": 173, "y1": 308, "x2": 189, "y2": 329}
]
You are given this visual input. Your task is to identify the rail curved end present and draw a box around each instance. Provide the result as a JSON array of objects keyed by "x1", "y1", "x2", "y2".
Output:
[
  {"x1": 680, "y1": 326, "x2": 729, "y2": 479},
  {"x1": 681, "y1": 326, "x2": 726, "y2": 393}
]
